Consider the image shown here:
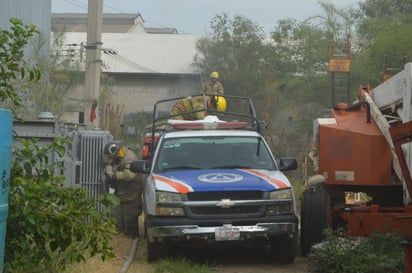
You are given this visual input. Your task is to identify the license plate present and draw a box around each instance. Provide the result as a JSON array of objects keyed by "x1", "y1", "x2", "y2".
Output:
[{"x1": 215, "y1": 226, "x2": 240, "y2": 241}]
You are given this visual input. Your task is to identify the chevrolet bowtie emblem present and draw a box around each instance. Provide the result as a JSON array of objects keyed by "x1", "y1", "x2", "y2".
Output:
[{"x1": 216, "y1": 199, "x2": 235, "y2": 208}]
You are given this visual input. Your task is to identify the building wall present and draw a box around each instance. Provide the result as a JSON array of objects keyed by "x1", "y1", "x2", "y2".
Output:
[
  {"x1": 0, "y1": 0, "x2": 51, "y2": 61},
  {"x1": 109, "y1": 73, "x2": 201, "y2": 112},
  {"x1": 61, "y1": 73, "x2": 201, "y2": 123}
]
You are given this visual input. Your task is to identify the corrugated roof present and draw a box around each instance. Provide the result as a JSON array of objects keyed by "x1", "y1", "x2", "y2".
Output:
[{"x1": 61, "y1": 32, "x2": 201, "y2": 74}]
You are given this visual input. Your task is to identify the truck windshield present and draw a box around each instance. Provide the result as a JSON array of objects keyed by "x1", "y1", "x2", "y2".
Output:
[{"x1": 154, "y1": 136, "x2": 276, "y2": 172}]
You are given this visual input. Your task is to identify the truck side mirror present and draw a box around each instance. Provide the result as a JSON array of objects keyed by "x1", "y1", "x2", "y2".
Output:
[
  {"x1": 278, "y1": 157, "x2": 298, "y2": 171},
  {"x1": 130, "y1": 160, "x2": 149, "y2": 174}
]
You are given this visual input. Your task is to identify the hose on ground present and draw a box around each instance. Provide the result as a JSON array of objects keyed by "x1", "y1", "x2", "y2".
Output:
[{"x1": 119, "y1": 237, "x2": 139, "y2": 273}]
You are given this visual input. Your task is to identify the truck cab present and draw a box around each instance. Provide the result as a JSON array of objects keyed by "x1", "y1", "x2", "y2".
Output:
[{"x1": 132, "y1": 94, "x2": 298, "y2": 262}]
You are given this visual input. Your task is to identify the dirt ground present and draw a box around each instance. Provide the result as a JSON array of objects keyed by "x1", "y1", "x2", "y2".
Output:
[{"x1": 66, "y1": 234, "x2": 309, "y2": 273}]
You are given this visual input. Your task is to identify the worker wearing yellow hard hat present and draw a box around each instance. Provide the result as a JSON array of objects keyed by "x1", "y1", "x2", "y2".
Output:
[
  {"x1": 170, "y1": 95, "x2": 227, "y2": 120},
  {"x1": 202, "y1": 71, "x2": 224, "y2": 95}
]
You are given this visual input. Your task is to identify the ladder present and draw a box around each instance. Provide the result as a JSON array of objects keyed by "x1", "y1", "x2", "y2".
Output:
[{"x1": 328, "y1": 33, "x2": 351, "y2": 106}]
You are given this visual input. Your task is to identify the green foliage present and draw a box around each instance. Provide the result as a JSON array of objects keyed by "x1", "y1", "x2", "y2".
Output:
[
  {"x1": 5, "y1": 138, "x2": 117, "y2": 273},
  {"x1": 195, "y1": 13, "x2": 272, "y2": 98},
  {"x1": 0, "y1": 18, "x2": 40, "y2": 109},
  {"x1": 154, "y1": 258, "x2": 210, "y2": 273},
  {"x1": 271, "y1": 18, "x2": 329, "y2": 77},
  {"x1": 357, "y1": 0, "x2": 412, "y2": 85},
  {"x1": 123, "y1": 112, "x2": 152, "y2": 155},
  {"x1": 308, "y1": 230, "x2": 404, "y2": 273}
]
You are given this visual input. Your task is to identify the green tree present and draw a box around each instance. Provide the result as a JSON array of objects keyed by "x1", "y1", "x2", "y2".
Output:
[
  {"x1": 356, "y1": 0, "x2": 412, "y2": 86},
  {"x1": 270, "y1": 18, "x2": 329, "y2": 77},
  {"x1": 194, "y1": 13, "x2": 273, "y2": 99},
  {"x1": 194, "y1": 13, "x2": 282, "y2": 151},
  {"x1": 0, "y1": 18, "x2": 40, "y2": 112}
]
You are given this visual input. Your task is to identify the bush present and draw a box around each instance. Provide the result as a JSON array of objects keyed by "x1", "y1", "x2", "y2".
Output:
[
  {"x1": 5, "y1": 138, "x2": 117, "y2": 273},
  {"x1": 308, "y1": 230, "x2": 404, "y2": 273}
]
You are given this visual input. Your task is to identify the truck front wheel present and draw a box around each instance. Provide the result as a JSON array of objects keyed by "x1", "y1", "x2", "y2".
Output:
[{"x1": 300, "y1": 186, "x2": 330, "y2": 256}]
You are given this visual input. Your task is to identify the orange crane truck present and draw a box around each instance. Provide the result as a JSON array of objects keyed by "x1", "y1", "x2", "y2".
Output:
[{"x1": 301, "y1": 63, "x2": 412, "y2": 272}]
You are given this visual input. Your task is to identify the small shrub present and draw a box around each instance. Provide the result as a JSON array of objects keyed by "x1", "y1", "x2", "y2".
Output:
[
  {"x1": 5, "y1": 138, "x2": 117, "y2": 273},
  {"x1": 308, "y1": 229, "x2": 404, "y2": 273}
]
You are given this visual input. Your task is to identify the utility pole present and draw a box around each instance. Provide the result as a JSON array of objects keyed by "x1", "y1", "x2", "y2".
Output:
[{"x1": 85, "y1": 0, "x2": 103, "y2": 129}]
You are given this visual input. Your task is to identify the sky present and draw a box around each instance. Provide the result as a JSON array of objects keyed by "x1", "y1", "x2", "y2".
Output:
[{"x1": 52, "y1": 0, "x2": 362, "y2": 35}]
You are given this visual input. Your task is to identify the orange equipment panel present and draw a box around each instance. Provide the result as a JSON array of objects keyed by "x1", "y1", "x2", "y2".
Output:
[{"x1": 318, "y1": 105, "x2": 392, "y2": 186}]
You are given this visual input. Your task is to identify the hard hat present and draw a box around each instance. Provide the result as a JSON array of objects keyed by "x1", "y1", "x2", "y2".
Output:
[
  {"x1": 210, "y1": 71, "x2": 219, "y2": 79},
  {"x1": 215, "y1": 96, "x2": 227, "y2": 112},
  {"x1": 104, "y1": 141, "x2": 123, "y2": 158}
]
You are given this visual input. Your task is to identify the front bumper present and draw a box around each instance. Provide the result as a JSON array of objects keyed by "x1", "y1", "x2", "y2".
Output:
[{"x1": 147, "y1": 221, "x2": 297, "y2": 243}]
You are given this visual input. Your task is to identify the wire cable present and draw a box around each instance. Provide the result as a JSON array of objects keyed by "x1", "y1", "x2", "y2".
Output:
[
  {"x1": 61, "y1": 0, "x2": 88, "y2": 10},
  {"x1": 103, "y1": 50, "x2": 157, "y2": 73}
]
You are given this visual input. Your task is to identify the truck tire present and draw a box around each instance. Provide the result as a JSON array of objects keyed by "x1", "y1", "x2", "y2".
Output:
[
  {"x1": 146, "y1": 238, "x2": 168, "y2": 262},
  {"x1": 145, "y1": 216, "x2": 168, "y2": 262},
  {"x1": 300, "y1": 186, "x2": 330, "y2": 256},
  {"x1": 270, "y1": 235, "x2": 297, "y2": 263}
]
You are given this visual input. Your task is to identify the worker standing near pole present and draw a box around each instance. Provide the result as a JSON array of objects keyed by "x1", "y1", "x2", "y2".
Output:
[{"x1": 202, "y1": 71, "x2": 224, "y2": 95}]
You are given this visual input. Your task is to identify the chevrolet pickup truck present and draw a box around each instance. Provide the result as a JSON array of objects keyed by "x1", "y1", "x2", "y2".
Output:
[{"x1": 131, "y1": 94, "x2": 298, "y2": 263}]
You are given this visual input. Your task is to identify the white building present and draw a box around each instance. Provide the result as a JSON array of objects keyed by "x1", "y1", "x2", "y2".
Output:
[{"x1": 52, "y1": 13, "x2": 202, "y2": 118}]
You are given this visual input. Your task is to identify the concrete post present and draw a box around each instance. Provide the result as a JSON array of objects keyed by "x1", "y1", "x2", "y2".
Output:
[{"x1": 85, "y1": 0, "x2": 103, "y2": 129}]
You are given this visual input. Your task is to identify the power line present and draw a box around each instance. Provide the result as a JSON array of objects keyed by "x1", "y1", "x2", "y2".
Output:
[
  {"x1": 62, "y1": 0, "x2": 88, "y2": 10},
  {"x1": 62, "y1": 0, "x2": 128, "y2": 14},
  {"x1": 59, "y1": 0, "x2": 174, "y2": 31},
  {"x1": 104, "y1": 4, "x2": 125, "y2": 13},
  {"x1": 102, "y1": 50, "x2": 157, "y2": 73}
]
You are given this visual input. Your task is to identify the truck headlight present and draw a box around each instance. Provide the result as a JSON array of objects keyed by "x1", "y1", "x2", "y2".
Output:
[
  {"x1": 156, "y1": 191, "x2": 182, "y2": 202},
  {"x1": 269, "y1": 188, "x2": 293, "y2": 199},
  {"x1": 156, "y1": 192, "x2": 185, "y2": 216},
  {"x1": 267, "y1": 188, "x2": 294, "y2": 215}
]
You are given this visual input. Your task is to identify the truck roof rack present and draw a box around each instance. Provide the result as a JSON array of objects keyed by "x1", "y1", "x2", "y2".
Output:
[
  {"x1": 151, "y1": 93, "x2": 261, "y2": 131},
  {"x1": 142, "y1": 94, "x2": 265, "y2": 161}
]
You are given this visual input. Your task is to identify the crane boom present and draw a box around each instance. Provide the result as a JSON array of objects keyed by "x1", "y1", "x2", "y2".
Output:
[{"x1": 360, "y1": 63, "x2": 412, "y2": 204}]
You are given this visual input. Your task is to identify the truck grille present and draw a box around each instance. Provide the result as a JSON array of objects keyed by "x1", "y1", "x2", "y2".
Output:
[
  {"x1": 187, "y1": 190, "x2": 262, "y2": 201},
  {"x1": 187, "y1": 191, "x2": 264, "y2": 216},
  {"x1": 190, "y1": 206, "x2": 260, "y2": 215}
]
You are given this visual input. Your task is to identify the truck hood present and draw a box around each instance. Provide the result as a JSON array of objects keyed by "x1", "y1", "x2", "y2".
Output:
[{"x1": 151, "y1": 169, "x2": 291, "y2": 193}]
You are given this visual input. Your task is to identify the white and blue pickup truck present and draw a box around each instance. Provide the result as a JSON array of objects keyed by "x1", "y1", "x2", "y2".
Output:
[{"x1": 131, "y1": 94, "x2": 298, "y2": 263}]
